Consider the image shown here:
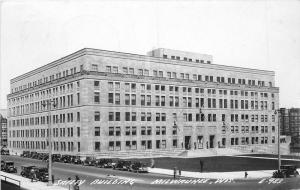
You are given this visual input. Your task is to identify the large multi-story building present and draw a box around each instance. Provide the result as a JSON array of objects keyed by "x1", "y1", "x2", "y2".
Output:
[
  {"x1": 279, "y1": 108, "x2": 300, "y2": 152},
  {"x1": 7, "y1": 48, "x2": 280, "y2": 157},
  {"x1": 0, "y1": 113, "x2": 8, "y2": 147}
]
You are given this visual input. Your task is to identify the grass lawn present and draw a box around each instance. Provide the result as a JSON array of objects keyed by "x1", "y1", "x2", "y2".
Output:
[{"x1": 134, "y1": 156, "x2": 300, "y2": 172}]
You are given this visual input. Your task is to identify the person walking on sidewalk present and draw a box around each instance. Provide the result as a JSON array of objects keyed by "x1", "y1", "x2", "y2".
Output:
[{"x1": 200, "y1": 160, "x2": 204, "y2": 173}]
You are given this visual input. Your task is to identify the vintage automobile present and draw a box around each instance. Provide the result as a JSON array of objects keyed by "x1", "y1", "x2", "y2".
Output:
[
  {"x1": 82, "y1": 157, "x2": 96, "y2": 166},
  {"x1": 2, "y1": 161, "x2": 17, "y2": 173},
  {"x1": 129, "y1": 162, "x2": 149, "y2": 173},
  {"x1": 1, "y1": 160, "x2": 5, "y2": 170},
  {"x1": 1, "y1": 148, "x2": 9, "y2": 155},
  {"x1": 60, "y1": 155, "x2": 72, "y2": 163},
  {"x1": 273, "y1": 165, "x2": 299, "y2": 178},
  {"x1": 20, "y1": 151, "x2": 30, "y2": 157},
  {"x1": 34, "y1": 167, "x2": 49, "y2": 182},
  {"x1": 113, "y1": 160, "x2": 132, "y2": 171},
  {"x1": 20, "y1": 165, "x2": 37, "y2": 178},
  {"x1": 95, "y1": 159, "x2": 115, "y2": 168},
  {"x1": 71, "y1": 156, "x2": 82, "y2": 165},
  {"x1": 30, "y1": 151, "x2": 38, "y2": 158},
  {"x1": 52, "y1": 154, "x2": 61, "y2": 162}
]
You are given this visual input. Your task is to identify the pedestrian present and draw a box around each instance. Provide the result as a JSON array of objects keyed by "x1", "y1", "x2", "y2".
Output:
[
  {"x1": 150, "y1": 158, "x2": 155, "y2": 168},
  {"x1": 245, "y1": 171, "x2": 248, "y2": 178},
  {"x1": 173, "y1": 167, "x2": 177, "y2": 179},
  {"x1": 200, "y1": 160, "x2": 204, "y2": 173}
]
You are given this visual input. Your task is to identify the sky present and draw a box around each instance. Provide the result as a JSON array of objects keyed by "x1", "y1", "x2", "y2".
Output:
[{"x1": 0, "y1": 0, "x2": 300, "y2": 109}]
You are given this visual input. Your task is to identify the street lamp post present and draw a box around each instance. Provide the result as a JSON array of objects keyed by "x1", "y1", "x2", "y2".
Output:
[
  {"x1": 42, "y1": 99, "x2": 57, "y2": 185},
  {"x1": 274, "y1": 110, "x2": 281, "y2": 171}
]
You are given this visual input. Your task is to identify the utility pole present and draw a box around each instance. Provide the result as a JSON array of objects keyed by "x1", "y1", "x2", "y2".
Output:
[
  {"x1": 274, "y1": 110, "x2": 281, "y2": 171},
  {"x1": 42, "y1": 99, "x2": 57, "y2": 185}
]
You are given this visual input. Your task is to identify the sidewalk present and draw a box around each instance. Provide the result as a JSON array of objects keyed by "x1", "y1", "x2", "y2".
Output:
[
  {"x1": 0, "y1": 171, "x2": 67, "y2": 190},
  {"x1": 148, "y1": 168, "x2": 300, "y2": 180}
]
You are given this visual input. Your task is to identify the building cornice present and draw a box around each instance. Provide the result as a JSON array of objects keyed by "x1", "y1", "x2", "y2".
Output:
[{"x1": 10, "y1": 48, "x2": 275, "y2": 85}]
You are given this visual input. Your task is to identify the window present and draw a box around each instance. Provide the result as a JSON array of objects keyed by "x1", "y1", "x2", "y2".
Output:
[
  {"x1": 94, "y1": 112, "x2": 100, "y2": 121},
  {"x1": 95, "y1": 142, "x2": 100, "y2": 151},
  {"x1": 131, "y1": 94, "x2": 136, "y2": 105},
  {"x1": 115, "y1": 127, "x2": 121, "y2": 136},
  {"x1": 112, "y1": 66, "x2": 118, "y2": 73},
  {"x1": 109, "y1": 112, "x2": 114, "y2": 121},
  {"x1": 108, "y1": 93, "x2": 114, "y2": 103},
  {"x1": 115, "y1": 93, "x2": 120, "y2": 105},
  {"x1": 125, "y1": 94, "x2": 130, "y2": 105},
  {"x1": 125, "y1": 112, "x2": 130, "y2": 121},
  {"x1": 106, "y1": 66, "x2": 111, "y2": 73},
  {"x1": 92, "y1": 64, "x2": 98, "y2": 71},
  {"x1": 109, "y1": 127, "x2": 114, "y2": 136},
  {"x1": 94, "y1": 92, "x2": 100, "y2": 104},
  {"x1": 94, "y1": 81, "x2": 100, "y2": 88},
  {"x1": 94, "y1": 127, "x2": 100, "y2": 136}
]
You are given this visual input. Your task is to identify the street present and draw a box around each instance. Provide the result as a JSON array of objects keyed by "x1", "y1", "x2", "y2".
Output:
[{"x1": 2, "y1": 155, "x2": 300, "y2": 190}]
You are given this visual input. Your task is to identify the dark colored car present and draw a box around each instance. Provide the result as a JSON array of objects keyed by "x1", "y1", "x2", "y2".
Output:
[
  {"x1": 1, "y1": 148, "x2": 9, "y2": 155},
  {"x1": 113, "y1": 160, "x2": 132, "y2": 171},
  {"x1": 129, "y1": 162, "x2": 149, "y2": 173},
  {"x1": 30, "y1": 151, "x2": 38, "y2": 158},
  {"x1": 52, "y1": 154, "x2": 61, "y2": 162},
  {"x1": 20, "y1": 165, "x2": 36, "y2": 178},
  {"x1": 1, "y1": 160, "x2": 5, "y2": 170},
  {"x1": 21, "y1": 151, "x2": 30, "y2": 157},
  {"x1": 71, "y1": 156, "x2": 82, "y2": 165},
  {"x1": 60, "y1": 155, "x2": 72, "y2": 163},
  {"x1": 82, "y1": 157, "x2": 96, "y2": 166},
  {"x1": 35, "y1": 167, "x2": 49, "y2": 182},
  {"x1": 273, "y1": 165, "x2": 299, "y2": 178},
  {"x1": 95, "y1": 159, "x2": 115, "y2": 168},
  {"x1": 2, "y1": 161, "x2": 17, "y2": 173}
]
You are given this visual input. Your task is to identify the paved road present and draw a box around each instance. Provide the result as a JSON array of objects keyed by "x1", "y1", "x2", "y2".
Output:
[{"x1": 2, "y1": 155, "x2": 300, "y2": 190}]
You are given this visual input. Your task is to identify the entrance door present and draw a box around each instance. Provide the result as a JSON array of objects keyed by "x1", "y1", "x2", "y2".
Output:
[
  {"x1": 209, "y1": 135, "x2": 215, "y2": 148},
  {"x1": 184, "y1": 136, "x2": 191, "y2": 150}
]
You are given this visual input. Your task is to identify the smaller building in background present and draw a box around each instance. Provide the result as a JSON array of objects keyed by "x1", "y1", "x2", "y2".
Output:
[
  {"x1": 279, "y1": 108, "x2": 300, "y2": 152},
  {"x1": 0, "y1": 113, "x2": 8, "y2": 147}
]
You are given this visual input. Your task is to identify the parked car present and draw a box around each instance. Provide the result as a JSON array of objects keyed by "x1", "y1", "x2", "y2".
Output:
[
  {"x1": 20, "y1": 165, "x2": 36, "y2": 178},
  {"x1": 1, "y1": 148, "x2": 9, "y2": 155},
  {"x1": 21, "y1": 151, "x2": 30, "y2": 157},
  {"x1": 52, "y1": 154, "x2": 61, "y2": 162},
  {"x1": 2, "y1": 161, "x2": 17, "y2": 173},
  {"x1": 273, "y1": 165, "x2": 299, "y2": 178},
  {"x1": 71, "y1": 156, "x2": 82, "y2": 165},
  {"x1": 113, "y1": 160, "x2": 131, "y2": 171},
  {"x1": 60, "y1": 155, "x2": 72, "y2": 163},
  {"x1": 30, "y1": 151, "x2": 38, "y2": 158},
  {"x1": 82, "y1": 157, "x2": 96, "y2": 166},
  {"x1": 35, "y1": 167, "x2": 49, "y2": 182},
  {"x1": 129, "y1": 162, "x2": 149, "y2": 173},
  {"x1": 95, "y1": 159, "x2": 115, "y2": 168},
  {"x1": 1, "y1": 160, "x2": 5, "y2": 170}
]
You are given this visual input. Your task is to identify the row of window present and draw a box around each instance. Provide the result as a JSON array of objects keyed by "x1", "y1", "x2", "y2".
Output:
[
  {"x1": 10, "y1": 141, "x2": 80, "y2": 152},
  {"x1": 106, "y1": 93, "x2": 276, "y2": 110},
  {"x1": 12, "y1": 67, "x2": 81, "y2": 94},
  {"x1": 9, "y1": 93, "x2": 80, "y2": 117},
  {"x1": 10, "y1": 127, "x2": 80, "y2": 138},
  {"x1": 10, "y1": 112, "x2": 80, "y2": 127},
  {"x1": 105, "y1": 82, "x2": 275, "y2": 98},
  {"x1": 93, "y1": 112, "x2": 277, "y2": 123},
  {"x1": 105, "y1": 65, "x2": 273, "y2": 87}
]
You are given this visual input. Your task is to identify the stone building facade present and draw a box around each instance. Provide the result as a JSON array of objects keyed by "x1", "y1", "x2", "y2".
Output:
[
  {"x1": 7, "y1": 48, "x2": 279, "y2": 157},
  {"x1": 279, "y1": 108, "x2": 300, "y2": 152}
]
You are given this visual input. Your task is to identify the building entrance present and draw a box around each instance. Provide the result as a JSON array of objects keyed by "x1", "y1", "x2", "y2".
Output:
[{"x1": 184, "y1": 136, "x2": 191, "y2": 150}]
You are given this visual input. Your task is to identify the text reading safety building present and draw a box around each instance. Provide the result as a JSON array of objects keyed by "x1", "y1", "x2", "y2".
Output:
[{"x1": 7, "y1": 48, "x2": 280, "y2": 157}]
